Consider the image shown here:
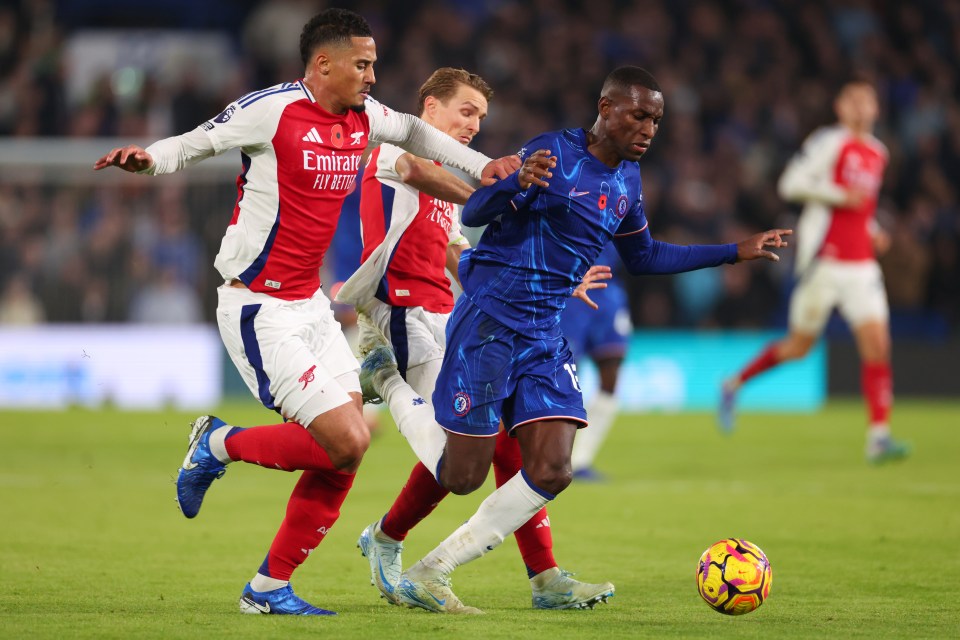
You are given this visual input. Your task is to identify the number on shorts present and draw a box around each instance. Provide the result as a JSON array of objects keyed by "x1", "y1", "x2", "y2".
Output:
[{"x1": 563, "y1": 363, "x2": 582, "y2": 392}]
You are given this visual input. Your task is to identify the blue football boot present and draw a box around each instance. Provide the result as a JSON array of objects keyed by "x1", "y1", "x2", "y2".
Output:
[
  {"x1": 176, "y1": 415, "x2": 228, "y2": 518},
  {"x1": 239, "y1": 583, "x2": 336, "y2": 616}
]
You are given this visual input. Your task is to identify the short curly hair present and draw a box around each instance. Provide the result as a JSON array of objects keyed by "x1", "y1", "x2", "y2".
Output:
[
  {"x1": 299, "y1": 8, "x2": 373, "y2": 66},
  {"x1": 602, "y1": 66, "x2": 661, "y2": 95}
]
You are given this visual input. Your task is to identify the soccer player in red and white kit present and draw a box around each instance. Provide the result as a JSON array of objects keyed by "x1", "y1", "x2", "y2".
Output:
[
  {"x1": 336, "y1": 67, "x2": 614, "y2": 613},
  {"x1": 719, "y1": 79, "x2": 910, "y2": 464},
  {"x1": 93, "y1": 9, "x2": 519, "y2": 616}
]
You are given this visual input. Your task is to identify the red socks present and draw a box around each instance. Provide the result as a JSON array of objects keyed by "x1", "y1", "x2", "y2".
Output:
[
  {"x1": 493, "y1": 430, "x2": 557, "y2": 578},
  {"x1": 380, "y1": 462, "x2": 449, "y2": 541},
  {"x1": 862, "y1": 362, "x2": 893, "y2": 426},
  {"x1": 222, "y1": 422, "x2": 355, "y2": 581},
  {"x1": 224, "y1": 422, "x2": 338, "y2": 471},
  {"x1": 258, "y1": 468, "x2": 355, "y2": 580},
  {"x1": 738, "y1": 343, "x2": 781, "y2": 384}
]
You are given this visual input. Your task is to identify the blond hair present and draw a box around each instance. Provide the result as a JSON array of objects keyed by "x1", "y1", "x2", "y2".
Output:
[{"x1": 417, "y1": 68, "x2": 493, "y2": 115}]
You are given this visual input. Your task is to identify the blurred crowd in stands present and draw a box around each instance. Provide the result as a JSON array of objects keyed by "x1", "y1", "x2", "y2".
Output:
[{"x1": 0, "y1": 0, "x2": 957, "y2": 337}]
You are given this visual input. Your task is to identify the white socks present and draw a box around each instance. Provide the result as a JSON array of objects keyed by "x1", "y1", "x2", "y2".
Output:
[
  {"x1": 571, "y1": 391, "x2": 618, "y2": 471},
  {"x1": 250, "y1": 573, "x2": 288, "y2": 592},
  {"x1": 377, "y1": 369, "x2": 447, "y2": 478},
  {"x1": 409, "y1": 471, "x2": 554, "y2": 578},
  {"x1": 208, "y1": 425, "x2": 233, "y2": 464}
]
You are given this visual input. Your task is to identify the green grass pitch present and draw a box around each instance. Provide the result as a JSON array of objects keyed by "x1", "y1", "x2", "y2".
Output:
[{"x1": 3, "y1": 399, "x2": 959, "y2": 639}]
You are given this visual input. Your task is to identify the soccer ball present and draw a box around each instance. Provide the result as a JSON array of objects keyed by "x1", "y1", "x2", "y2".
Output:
[{"x1": 696, "y1": 538, "x2": 772, "y2": 615}]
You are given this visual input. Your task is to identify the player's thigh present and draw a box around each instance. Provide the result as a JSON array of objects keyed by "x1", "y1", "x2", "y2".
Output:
[
  {"x1": 217, "y1": 286, "x2": 359, "y2": 425},
  {"x1": 305, "y1": 387, "x2": 369, "y2": 470},
  {"x1": 216, "y1": 286, "x2": 278, "y2": 408},
  {"x1": 405, "y1": 358, "x2": 442, "y2": 400},
  {"x1": 432, "y1": 300, "x2": 515, "y2": 438},
  {"x1": 837, "y1": 262, "x2": 890, "y2": 336},
  {"x1": 394, "y1": 305, "x2": 447, "y2": 376},
  {"x1": 514, "y1": 418, "x2": 579, "y2": 495},
  {"x1": 440, "y1": 430, "x2": 498, "y2": 494},
  {"x1": 368, "y1": 301, "x2": 446, "y2": 376},
  {"x1": 503, "y1": 337, "x2": 587, "y2": 437},
  {"x1": 788, "y1": 262, "x2": 839, "y2": 335}
]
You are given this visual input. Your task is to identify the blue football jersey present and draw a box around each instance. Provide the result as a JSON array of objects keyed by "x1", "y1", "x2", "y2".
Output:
[{"x1": 459, "y1": 128, "x2": 648, "y2": 337}]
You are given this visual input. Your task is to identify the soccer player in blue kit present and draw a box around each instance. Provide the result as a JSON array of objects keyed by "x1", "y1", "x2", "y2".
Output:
[{"x1": 361, "y1": 66, "x2": 791, "y2": 612}]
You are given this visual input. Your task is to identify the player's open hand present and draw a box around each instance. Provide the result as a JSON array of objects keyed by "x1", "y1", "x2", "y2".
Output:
[
  {"x1": 517, "y1": 149, "x2": 556, "y2": 190},
  {"x1": 480, "y1": 155, "x2": 522, "y2": 186},
  {"x1": 572, "y1": 265, "x2": 612, "y2": 310},
  {"x1": 736, "y1": 229, "x2": 793, "y2": 262},
  {"x1": 93, "y1": 145, "x2": 154, "y2": 172}
]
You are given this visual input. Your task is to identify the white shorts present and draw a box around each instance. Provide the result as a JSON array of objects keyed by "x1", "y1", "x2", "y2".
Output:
[
  {"x1": 217, "y1": 284, "x2": 360, "y2": 427},
  {"x1": 789, "y1": 258, "x2": 889, "y2": 335},
  {"x1": 361, "y1": 299, "x2": 448, "y2": 375}
]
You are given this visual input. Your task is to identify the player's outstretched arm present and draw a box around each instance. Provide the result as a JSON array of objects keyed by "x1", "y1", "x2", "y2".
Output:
[
  {"x1": 93, "y1": 145, "x2": 153, "y2": 172},
  {"x1": 572, "y1": 265, "x2": 612, "y2": 310},
  {"x1": 396, "y1": 153, "x2": 475, "y2": 204},
  {"x1": 368, "y1": 103, "x2": 507, "y2": 182},
  {"x1": 734, "y1": 229, "x2": 793, "y2": 262},
  {"x1": 461, "y1": 149, "x2": 556, "y2": 227},
  {"x1": 94, "y1": 128, "x2": 218, "y2": 175}
]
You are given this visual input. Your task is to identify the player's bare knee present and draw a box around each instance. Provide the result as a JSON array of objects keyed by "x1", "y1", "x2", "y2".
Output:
[
  {"x1": 309, "y1": 417, "x2": 369, "y2": 470},
  {"x1": 780, "y1": 336, "x2": 814, "y2": 360},
  {"x1": 333, "y1": 425, "x2": 370, "y2": 469},
  {"x1": 441, "y1": 466, "x2": 488, "y2": 495},
  {"x1": 525, "y1": 462, "x2": 572, "y2": 496}
]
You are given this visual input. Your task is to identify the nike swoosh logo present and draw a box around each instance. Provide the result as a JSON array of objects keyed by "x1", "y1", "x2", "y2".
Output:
[
  {"x1": 428, "y1": 593, "x2": 447, "y2": 606},
  {"x1": 378, "y1": 561, "x2": 395, "y2": 592},
  {"x1": 569, "y1": 189, "x2": 590, "y2": 197},
  {"x1": 241, "y1": 596, "x2": 271, "y2": 613}
]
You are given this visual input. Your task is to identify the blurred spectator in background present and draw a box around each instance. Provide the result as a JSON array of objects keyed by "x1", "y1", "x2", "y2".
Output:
[
  {"x1": 0, "y1": 0, "x2": 956, "y2": 334},
  {"x1": 129, "y1": 266, "x2": 203, "y2": 324},
  {"x1": 0, "y1": 274, "x2": 45, "y2": 324}
]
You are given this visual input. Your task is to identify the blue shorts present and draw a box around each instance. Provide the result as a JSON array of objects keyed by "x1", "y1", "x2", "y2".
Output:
[
  {"x1": 433, "y1": 298, "x2": 587, "y2": 437},
  {"x1": 558, "y1": 279, "x2": 631, "y2": 361}
]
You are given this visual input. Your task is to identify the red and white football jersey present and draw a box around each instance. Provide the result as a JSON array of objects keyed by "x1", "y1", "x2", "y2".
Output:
[
  {"x1": 143, "y1": 80, "x2": 489, "y2": 301},
  {"x1": 778, "y1": 125, "x2": 888, "y2": 274},
  {"x1": 355, "y1": 144, "x2": 466, "y2": 313}
]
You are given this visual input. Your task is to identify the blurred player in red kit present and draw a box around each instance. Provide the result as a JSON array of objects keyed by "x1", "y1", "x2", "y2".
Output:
[{"x1": 720, "y1": 79, "x2": 910, "y2": 464}]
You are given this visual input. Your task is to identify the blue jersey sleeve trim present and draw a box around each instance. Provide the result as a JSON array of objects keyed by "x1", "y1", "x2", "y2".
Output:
[{"x1": 614, "y1": 221, "x2": 649, "y2": 237}]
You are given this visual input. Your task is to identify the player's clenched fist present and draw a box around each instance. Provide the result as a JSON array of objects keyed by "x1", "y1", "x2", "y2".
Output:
[
  {"x1": 93, "y1": 144, "x2": 154, "y2": 172},
  {"x1": 517, "y1": 149, "x2": 557, "y2": 190}
]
